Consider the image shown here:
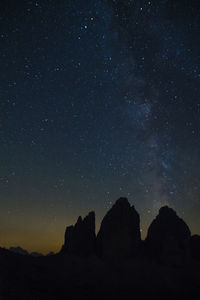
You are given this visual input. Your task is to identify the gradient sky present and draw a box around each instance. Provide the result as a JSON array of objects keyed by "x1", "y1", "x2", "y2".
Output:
[{"x1": 0, "y1": 0, "x2": 200, "y2": 254}]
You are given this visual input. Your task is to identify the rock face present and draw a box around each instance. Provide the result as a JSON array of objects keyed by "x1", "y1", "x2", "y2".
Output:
[
  {"x1": 97, "y1": 198, "x2": 141, "y2": 258},
  {"x1": 145, "y1": 206, "x2": 191, "y2": 263},
  {"x1": 190, "y1": 235, "x2": 200, "y2": 260},
  {"x1": 62, "y1": 211, "x2": 96, "y2": 256}
]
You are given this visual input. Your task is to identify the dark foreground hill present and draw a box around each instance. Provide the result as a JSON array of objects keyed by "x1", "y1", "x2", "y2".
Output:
[
  {"x1": 1, "y1": 198, "x2": 200, "y2": 300},
  {"x1": 1, "y1": 247, "x2": 200, "y2": 300}
]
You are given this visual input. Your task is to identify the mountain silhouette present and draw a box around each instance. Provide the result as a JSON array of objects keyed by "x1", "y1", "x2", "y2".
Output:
[
  {"x1": 145, "y1": 206, "x2": 191, "y2": 265},
  {"x1": 9, "y1": 246, "x2": 43, "y2": 257},
  {"x1": 97, "y1": 197, "x2": 141, "y2": 258},
  {"x1": 1, "y1": 197, "x2": 200, "y2": 299},
  {"x1": 61, "y1": 211, "x2": 96, "y2": 256},
  {"x1": 9, "y1": 246, "x2": 29, "y2": 256}
]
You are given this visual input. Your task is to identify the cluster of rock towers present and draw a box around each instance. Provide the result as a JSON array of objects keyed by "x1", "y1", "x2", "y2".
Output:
[{"x1": 61, "y1": 197, "x2": 200, "y2": 263}]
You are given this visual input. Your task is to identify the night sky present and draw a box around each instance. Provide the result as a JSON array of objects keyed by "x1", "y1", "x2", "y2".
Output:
[{"x1": 1, "y1": 0, "x2": 200, "y2": 254}]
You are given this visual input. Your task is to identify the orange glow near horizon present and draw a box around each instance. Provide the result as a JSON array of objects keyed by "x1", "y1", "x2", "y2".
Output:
[{"x1": 1, "y1": 205, "x2": 199, "y2": 255}]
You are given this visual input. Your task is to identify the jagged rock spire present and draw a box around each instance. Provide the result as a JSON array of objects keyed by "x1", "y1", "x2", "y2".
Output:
[
  {"x1": 145, "y1": 206, "x2": 191, "y2": 263},
  {"x1": 96, "y1": 197, "x2": 141, "y2": 258},
  {"x1": 62, "y1": 211, "x2": 96, "y2": 256}
]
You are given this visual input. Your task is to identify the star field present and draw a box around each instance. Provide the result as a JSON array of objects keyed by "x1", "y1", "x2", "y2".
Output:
[{"x1": 0, "y1": 0, "x2": 200, "y2": 253}]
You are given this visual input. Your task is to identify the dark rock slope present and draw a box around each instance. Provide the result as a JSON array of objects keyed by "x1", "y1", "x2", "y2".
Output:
[
  {"x1": 145, "y1": 206, "x2": 191, "y2": 263},
  {"x1": 191, "y1": 234, "x2": 200, "y2": 261},
  {"x1": 62, "y1": 211, "x2": 96, "y2": 256},
  {"x1": 96, "y1": 197, "x2": 141, "y2": 258}
]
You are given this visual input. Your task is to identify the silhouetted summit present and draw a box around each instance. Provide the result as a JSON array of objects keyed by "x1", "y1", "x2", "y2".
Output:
[
  {"x1": 62, "y1": 211, "x2": 96, "y2": 256},
  {"x1": 145, "y1": 206, "x2": 191, "y2": 263},
  {"x1": 9, "y1": 247, "x2": 43, "y2": 257},
  {"x1": 97, "y1": 197, "x2": 141, "y2": 258},
  {"x1": 9, "y1": 247, "x2": 29, "y2": 256},
  {"x1": 1, "y1": 199, "x2": 200, "y2": 299}
]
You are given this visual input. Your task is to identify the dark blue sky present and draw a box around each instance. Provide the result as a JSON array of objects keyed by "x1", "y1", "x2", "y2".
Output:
[{"x1": 0, "y1": 0, "x2": 200, "y2": 253}]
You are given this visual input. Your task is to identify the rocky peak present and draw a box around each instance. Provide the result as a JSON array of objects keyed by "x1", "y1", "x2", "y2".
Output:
[
  {"x1": 158, "y1": 206, "x2": 177, "y2": 218},
  {"x1": 97, "y1": 197, "x2": 141, "y2": 258},
  {"x1": 115, "y1": 197, "x2": 130, "y2": 206},
  {"x1": 145, "y1": 206, "x2": 191, "y2": 263},
  {"x1": 62, "y1": 211, "x2": 96, "y2": 256}
]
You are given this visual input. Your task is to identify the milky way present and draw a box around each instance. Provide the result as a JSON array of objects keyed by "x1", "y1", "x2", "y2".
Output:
[{"x1": 0, "y1": 0, "x2": 200, "y2": 253}]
